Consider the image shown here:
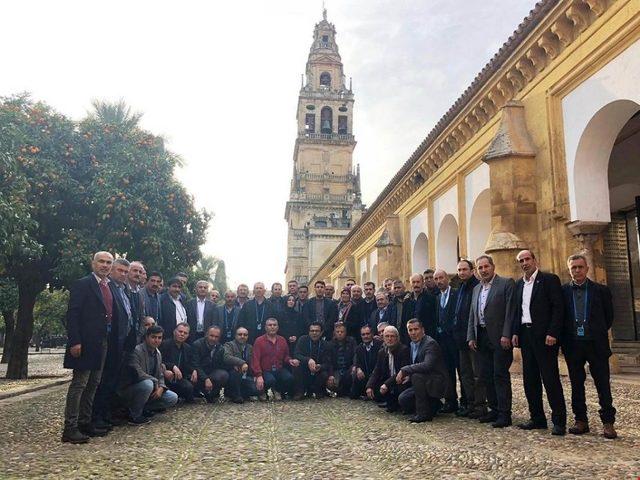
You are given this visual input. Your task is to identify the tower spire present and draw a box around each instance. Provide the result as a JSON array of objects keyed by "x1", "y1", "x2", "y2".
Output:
[{"x1": 322, "y1": 0, "x2": 327, "y2": 21}]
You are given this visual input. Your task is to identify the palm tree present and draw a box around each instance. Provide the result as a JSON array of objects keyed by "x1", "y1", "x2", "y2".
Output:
[{"x1": 89, "y1": 99, "x2": 142, "y2": 132}]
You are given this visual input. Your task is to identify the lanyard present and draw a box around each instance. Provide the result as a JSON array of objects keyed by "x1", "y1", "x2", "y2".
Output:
[
  {"x1": 224, "y1": 308, "x2": 233, "y2": 331},
  {"x1": 256, "y1": 301, "x2": 265, "y2": 327},
  {"x1": 572, "y1": 283, "x2": 589, "y2": 325},
  {"x1": 440, "y1": 288, "x2": 449, "y2": 308},
  {"x1": 242, "y1": 345, "x2": 247, "y2": 361}
]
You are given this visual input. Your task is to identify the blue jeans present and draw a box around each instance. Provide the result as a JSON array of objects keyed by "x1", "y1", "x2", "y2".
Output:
[
  {"x1": 262, "y1": 368, "x2": 294, "y2": 395},
  {"x1": 120, "y1": 379, "x2": 178, "y2": 419}
]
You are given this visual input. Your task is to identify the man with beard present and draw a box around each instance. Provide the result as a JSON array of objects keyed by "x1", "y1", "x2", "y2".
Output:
[
  {"x1": 391, "y1": 279, "x2": 415, "y2": 345},
  {"x1": 302, "y1": 281, "x2": 338, "y2": 339},
  {"x1": 294, "y1": 322, "x2": 333, "y2": 399},
  {"x1": 238, "y1": 282, "x2": 275, "y2": 344},
  {"x1": 192, "y1": 326, "x2": 229, "y2": 403},
  {"x1": 141, "y1": 271, "x2": 163, "y2": 325},
  {"x1": 218, "y1": 290, "x2": 241, "y2": 344},
  {"x1": 350, "y1": 325, "x2": 383, "y2": 399},
  {"x1": 160, "y1": 322, "x2": 197, "y2": 403},
  {"x1": 235, "y1": 284, "x2": 250, "y2": 309},
  {"x1": 410, "y1": 273, "x2": 438, "y2": 339}
]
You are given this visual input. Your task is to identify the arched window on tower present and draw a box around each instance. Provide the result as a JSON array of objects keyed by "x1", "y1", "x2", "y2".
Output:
[
  {"x1": 320, "y1": 72, "x2": 331, "y2": 88},
  {"x1": 321, "y1": 107, "x2": 333, "y2": 134}
]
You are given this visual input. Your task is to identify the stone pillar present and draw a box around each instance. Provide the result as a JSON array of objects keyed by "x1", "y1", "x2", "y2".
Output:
[
  {"x1": 483, "y1": 101, "x2": 537, "y2": 278},
  {"x1": 337, "y1": 256, "x2": 356, "y2": 290},
  {"x1": 376, "y1": 215, "x2": 404, "y2": 282}
]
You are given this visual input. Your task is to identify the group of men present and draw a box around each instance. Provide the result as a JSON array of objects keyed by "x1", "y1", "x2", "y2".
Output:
[{"x1": 61, "y1": 249, "x2": 617, "y2": 444}]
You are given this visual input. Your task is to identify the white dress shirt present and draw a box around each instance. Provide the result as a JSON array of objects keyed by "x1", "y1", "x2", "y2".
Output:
[
  {"x1": 196, "y1": 298, "x2": 206, "y2": 332},
  {"x1": 173, "y1": 296, "x2": 187, "y2": 325},
  {"x1": 521, "y1": 269, "x2": 538, "y2": 325},
  {"x1": 478, "y1": 275, "x2": 495, "y2": 325}
]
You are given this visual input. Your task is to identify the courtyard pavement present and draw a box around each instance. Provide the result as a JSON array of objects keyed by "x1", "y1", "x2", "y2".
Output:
[{"x1": 0, "y1": 375, "x2": 638, "y2": 479}]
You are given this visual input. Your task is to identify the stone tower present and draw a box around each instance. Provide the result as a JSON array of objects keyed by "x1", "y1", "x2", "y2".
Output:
[{"x1": 284, "y1": 9, "x2": 365, "y2": 285}]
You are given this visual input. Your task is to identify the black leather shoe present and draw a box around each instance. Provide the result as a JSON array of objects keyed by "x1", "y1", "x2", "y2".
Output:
[
  {"x1": 94, "y1": 419, "x2": 113, "y2": 431},
  {"x1": 440, "y1": 402, "x2": 458, "y2": 414},
  {"x1": 479, "y1": 411, "x2": 499, "y2": 423},
  {"x1": 468, "y1": 409, "x2": 486, "y2": 419},
  {"x1": 61, "y1": 429, "x2": 89, "y2": 444},
  {"x1": 232, "y1": 397, "x2": 244, "y2": 404},
  {"x1": 455, "y1": 407, "x2": 470, "y2": 417},
  {"x1": 409, "y1": 414, "x2": 433, "y2": 423},
  {"x1": 492, "y1": 417, "x2": 512, "y2": 428},
  {"x1": 78, "y1": 423, "x2": 108, "y2": 437},
  {"x1": 551, "y1": 425, "x2": 566, "y2": 436},
  {"x1": 386, "y1": 404, "x2": 399, "y2": 413},
  {"x1": 518, "y1": 420, "x2": 548, "y2": 430}
]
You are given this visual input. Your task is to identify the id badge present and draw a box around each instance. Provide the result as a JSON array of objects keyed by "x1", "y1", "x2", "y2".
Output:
[
  {"x1": 257, "y1": 323, "x2": 262, "y2": 331},
  {"x1": 437, "y1": 327, "x2": 443, "y2": 334},
  {"x1": 577, "y1": 326, "x2": 585, "y2": 337}
]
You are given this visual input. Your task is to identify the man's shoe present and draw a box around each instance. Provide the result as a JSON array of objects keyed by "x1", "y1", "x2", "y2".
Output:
[
  {"x1": 272, "y1": 391, "x2": 282, "y2": 401},
  {"x1": 468, "y1": 408, "x2": 487, "y2": 419},
  {"x1": 551, "y1": 425, "x2": 566, "y2": 436},
  {"x1": 455, "y1": 407, "x2": 470, "y2": 417},
  {"x1": 142, "y1": 410, "x2": 156, "y2": 418},
  {"x1": 492, "y1": 416, "x2": 512, "y2": 428},
  {"x1": 293, "y1": 393, "x2": 304, "y2": 401},
  {"x1": 568, "y1": 420, "x2": 589, "y2": 435},
  {"x1": 232, "y1": 397, "x2": 244, "y2": 404},
  {"x1": 386, "y1": 404, "x2": 399, "y2": 413},
  {"x1": 61, "y1": 429, "x2": 89, "y2": 444},
  {"x1": 518, "y1": 420, "x2": 548, "y2": 430},
  {"x1": 78, "y1": 423, "x2": 108, "y2": 437},
  {"x1": 94, "y1": 419, "x2": 113, "y2": 431},
  {"x1": 377, "y1": 402, "x2": 387, "y2": 408},
  {"x1": 603, "y1": 423, "x2": 617, "y2": 439},
  {"x1": 409, "y1": 414, "x2": 433, "y2": 423},
  {"x1": 440, "y1": 402, "x2": 458, "y2": 414},
  {"x1": 479, "y1": 411, "x2": 499, "y2": 423},
  {"x1": 258, "y1": 393, "x2": 268, "y2": 402},
  {"x1": 128, "y1": 416, "x2": 151, "y2": 426}
]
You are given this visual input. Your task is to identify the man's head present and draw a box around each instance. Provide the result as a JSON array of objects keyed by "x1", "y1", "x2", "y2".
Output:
[
  {"x1": 175, "y1": 272, "x2": 188, "y2": 288},
  {"x1": 211, "y1": 290, "x2": 220, "y2": 303},
  {"x1": 298, "y1": 285, "x2": 309, "y2": 301},
  {"x1": 407, "y1": 318, "x2": 425, "y2": 343},
  {"x1": 142, "y1": 316, "x2": 155, "y2": 331},
  {"x1": 517, "y1": 250, "x2": 538, "y2": 279},
  {"x1": 139, "y1": 267, "x2": 147, "y2": 287},
  {"x1": 457, "y1": 260, "x2": 474, "y2": 282},
  {"x1": 567, "y1": 254, "x2": 589, "y2": 284},
  {"x1": 237, "y1": 284, "x2": 249, "y2": 300},
  {"x1": 174, "y1": 322, "x2": 190, "y2": 344},
  {"x1": 195, "y1": 280, "x2": 210, "y2": 300},
  {"x1": 339, "y1": 288, "x2": 351, "y2": 304},
  {"x1": 345, "y1": 279, "x2": 356, "y2": 289},
  {"x1": 287, "y1": 280, "x2": 299, "y2": 296},
  {"x1": 476, "y1": 255, "x2": 496, "y2": 282},
  {"x1": 383, "y1": 278, "x2": 393, "y2": 292},
  {"x1": 423, "y1": 269, "x2": 436, "y2": 289},
  {"x1": 253, "y1": 282, "x2": 266, "y2": 299},
  {"x1": 286, "y1": 295, "x2": 296, "y2": 308},
  {"x1": 325, "y1": 284, "x2": 335, "y2": 299},
  {"x1": 224, "y1": 290, "x2": 237, "y2": 307},
  {"x1": 235, "y1": 327, "x2": 249, "y2": 345},
  {"x1": 128, "y1": 261, "x2": 144, "y2": 285},
  {"x1": 166, "y1": 277, "x2": 183, "y2": 299},
  {"x1": 377, "y1": 322, "x2": 388, "y2": 337},
  {"x1": 145, "y1": 325, "x2": 164, "y2": 349},
  {"x1": 363, "y1": 282, "x2": 376, "y2": 300},
  {"x1": 205, "y1": 325, "x2": 221, "y2": 346},
  {"x1": 360, "y1": 324, "x2": 373, "y2": 343},
  {"x1": 92, "y1": 251, "x2": 114, "y2": 279},
  {"x1": 265, "y1": 317, "x2": 279, "y2": 336},
  {"x1": 410, "y1": 273, "x2": 424, "y2": 294},
  {"x1": 271, "y1": 282, "x2": 283, "y2": 298},
  {"x1": 146, "y1": 271, "x2": 162, "y2": 293},
  {"x1": 334, "y1": 322, "x2": 347, "y2": 341},
  {"x1": 434, "y1": 269, "x2": 449, "y2": 292},
  {"x1": 110, "y1": 258, "x2": 130, "y2": 283},
  {"x1": 314, "y1": 280, "x2": 326, "y2": 298},
  {"x1": 375, "y1": 291, "x2": 389, "y2": 309},
  {"x1": 351, "y1": 285, "x2": 363, "y2": 301},
  {"x1": 383, "y1": 325, "x2": 400, "y2": 348},
  {"x1": 393, "y1": 279, "x2": 406, "y2": 298},
  {"x1": 308, "y1": 321, "x2": 323, "y2": 341}
]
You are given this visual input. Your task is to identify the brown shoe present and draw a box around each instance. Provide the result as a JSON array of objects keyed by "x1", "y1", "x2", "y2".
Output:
[
  {"x1": 603, "y1": 423, "x2": 617, "y2": 439},
  {"x1": 568, "y1": 420, "x2": 589, "y2": 435}
]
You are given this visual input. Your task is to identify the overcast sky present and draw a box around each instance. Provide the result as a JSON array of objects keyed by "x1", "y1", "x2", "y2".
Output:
[{"x1": 1, "y1": 0, "x2": 535, "y2": 288}]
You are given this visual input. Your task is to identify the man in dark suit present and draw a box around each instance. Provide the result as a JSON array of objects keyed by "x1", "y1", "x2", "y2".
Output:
[
  {"x1": 345, "y1": 285, "x2": 366, "y2": 340},
  {"x1": 398, "y1": 319, "x2": 450, "y2": 422},
  {"x1": 268, "y1": 282, "x2": 287, "y2": 320},
  {"x1": 140, "y1": 271, "x2": 163, "y2": 325},
  {"x1": 159, "y1": 322, "x2": 197, "y2": 403},
  {"x1": 434, "y1": 269, "x2": 460, "y2": 414},
  {"x1": 350, "y1": 324, "x2": 383, "y2": 399},
  {"x1": 561, "y1": 254, "x2": 617, "y2": 439},
  {"x1": 454, "y1": 260, "x2": 483, "y2": 418},
  {"x1": 468, "y1": 254, "x2": 515, "y2": 428},
  {"x1": 512, "y1": 250, "x2": 566, "y2": 435},
  {"x1": 362, "y1": 282, "x2": 378, "y2": 322},
  {"x1": 301, "y1": 280, "x2": 338, "y2": 339},
  {"x1": 369, "y1": 292, "x2": 396, "y2": 331},
  {"x1": 410, "y1": 273, "x2": 438, "y2": 338},
  {"x1": 126, "y1": 261, "x2": 146, "y2": 346},
  {"x1": 219, "y1": 290, "x2": 241, "y2": 343},
  {"x1": 328, "y1": 322, "x2": 357, "y2": 397},
  {"x1": 186, "y1": 280, "x2": 219, "y2": 343},
  {"x1": 237, "y1": 282, "x2": 275, "y2": 344},
  {"x1": 192, "y1": 325, "x2": 229, "y2": 403},
  {"x1": 62, "y1": 251, "x2": 116, "y2": 444},
  {"x1": 391, "y1": 279, "x2": 415, "y2": 345},
  {"x1": 294, "y1": 322, "x2": 334, "y2": 399},
  {"x1": 159, "y1": 277, "x2": 188, "y2": 333}
]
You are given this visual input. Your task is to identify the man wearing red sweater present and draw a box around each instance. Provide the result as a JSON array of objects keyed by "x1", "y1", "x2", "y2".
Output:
[{"x1": 251, "y1": 317, "x2": 300, "y2": 400}]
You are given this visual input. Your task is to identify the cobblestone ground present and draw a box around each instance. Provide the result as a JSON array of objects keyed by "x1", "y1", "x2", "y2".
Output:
[
  {"x1": 0, "y1": 375, "x2": 638, "y2": 479},
  {"x1": 0, "y1": 352, "x2": 69, "y2": 396}
]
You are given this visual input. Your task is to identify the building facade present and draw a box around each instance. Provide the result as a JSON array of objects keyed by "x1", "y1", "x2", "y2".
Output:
[
  {"x1": 310, "y1": 0, "x2": 640, "y2": 372},
  {"x1": 285, "y1": 10, "x2": 365, "y2": 285}
]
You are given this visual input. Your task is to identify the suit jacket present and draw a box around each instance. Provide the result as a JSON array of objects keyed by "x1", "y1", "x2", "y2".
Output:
[
  {"x1": 186, "y1": 297, "x2": 219, "y2": 341},
  {"x1": 401, "y1": 335, "x2": 449, "y2": 398},
  {"x1": 237, "y1": 298, "x2": 275, "y2": 344},
  {"x1": 369, "y1": 305, "x2": 396, "y2": 331},
  {"x1": 512, "y1": 271, "x2": 564, "y2": 340},
  {"x1": 218, "y1": 304, "x2": 241, "y2": 343},
  {"x1": 561, "y1": 279, "x2": 614, "y2": 358},
  {"x1": 108, "y1": 280, "x2": 133, "y2": 355},
  {"x1": 467, "y1": 275, "x2": 516, "y2": 347},
  {"x1": 436, "y1": 288, "x2": 458, "y2": 337},
  {"x1": 159, "y1": 338, "x2": 195, "y2": 376},
  {"x1": 301, "y1": 297, "x2": 339, "y2": 337},
  {"x1": 140, "y1": 287, "x2": 162, "y2": 324},
  {"x1": 191, "y1": 338, "x2": 226, "y2": 378},
  {"x1": 453, "y1": 276, "x2": 479, "y2": 348},
  {"x1": 346, "y1": 300, "x2": 368, "y2": 339},
  {"x1": 366, "y1": 344, "x2": 411, "y2": 390},
  {"x1": 330, "y1": 336, "x2": 357, "y2": 373},
  {"x1": 159, "y1": 293, "x2": 187, "y2": 334},
  {"x1": 222, "y1": 340, "x2": 253, "y2": 369},
  {"x1": 294, "y1": 335, "x2": 334, "y2": 374},
  {"x1": 118, "y1": 342, "x2": 166, "y2": 391},
  {"x1": 413, "y1": 290, "x2": 438, "y2": 338},
  {"x1": 353, "y1": 339, "x2": 383, "y2": 376},
  {"x1": 392, "y1": 296, "x2": 416, "y2": 345},
  {"x1": 63, "y1": 274, "x2": 116, "y2": 370}
]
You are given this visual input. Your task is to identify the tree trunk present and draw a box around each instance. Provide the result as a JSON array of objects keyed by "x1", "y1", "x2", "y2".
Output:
[
  {"x1": 1, "y1": 309, "x2": 16, "y2": 364},
  {"x1": 5, "y1": 282, "x2": 40, "y2": 379}
]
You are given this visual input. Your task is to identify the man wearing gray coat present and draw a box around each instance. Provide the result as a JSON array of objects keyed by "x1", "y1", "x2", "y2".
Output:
[{"x1": 468, "y1": 255, "x2": 515, "y2": 428}]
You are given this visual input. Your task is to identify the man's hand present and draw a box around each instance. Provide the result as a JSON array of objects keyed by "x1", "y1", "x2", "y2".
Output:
[
  {"x1": 70, "y1": 344, "x2": 82, "y2": 358},
  {"x1": 512, "y1": 335, "x2": 519, "y2": 348},
  {"x1": 190, "y1": 370, "x2": 198, "y2": 384},
  {"x1": 545, "y1": 335, "x2": 557, "y2": 346},
  {"x1": 204, "y1": 378, "x2": 213, "y2": 391},
  {"x1": 255, "y1": 376, "x2": 264, "y2": 392},
  {"x1": 164, "y1": 370, "x2": 175, "y2": 382},
  {"x1": 366, "y1": 387, "x2": 374, "y2": 400},
  {"x1": 327, "y1": 376, "x2": 336, "y2": 388},
  {"x1": 289, "y1": 336, "x2": 297, "y2": 343},
  {"x1": 289, "y1": 359, "x2": 300, "y2": 367},
  {"x1": 379, "y1": 384, "x2": 389, "y2": 395},
  {"x1": 241, "y1": 363, "x2": 249, "y2": 374},
  {"x1": 151, "y1": 386, "x2": 163, "y2": 400},
  {"x1": 395, "y1": 370, "x2": 405, "y2": 385},
  {"x1": 173, "y1": 366, "x2": 183, "y2": 381},
  {"x1": 500, "y1": 336, "x2": 512, "y2": 350},
  {"x1": 308, "y1": 359, "x2": 317, "y2": 371},
  {"x1": 356, "y1": 368, "x2": 365, "y2": 381},
  {"x1": 468, "y1": 340, "x2": 477, "y2": 351}
]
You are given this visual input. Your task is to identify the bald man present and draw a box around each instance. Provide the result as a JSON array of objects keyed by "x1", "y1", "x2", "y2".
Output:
[{"x1": 238, "y1": 282, "x2": 276, "y2": 344}]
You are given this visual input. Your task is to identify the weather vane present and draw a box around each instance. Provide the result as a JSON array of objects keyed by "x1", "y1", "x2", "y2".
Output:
[{"x1": 322, "y1": 0, "x2": 327, "y2": 20}]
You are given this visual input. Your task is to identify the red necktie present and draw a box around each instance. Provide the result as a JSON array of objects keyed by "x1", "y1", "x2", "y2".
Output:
[{"x1": 99, "y1": 280, "x2": 113, "y2": 325}]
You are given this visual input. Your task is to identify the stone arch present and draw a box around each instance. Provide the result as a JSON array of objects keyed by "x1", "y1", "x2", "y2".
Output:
[
  {"x1": 371, "y1": 264, "x2": 378, "y2": 286},
  {"x1": 436, "y1": 214, "x2": 459, "y2": 272},
  {"x1": 412, "y1": 232, "x2": 429, "y2": 273},
  {"x1": 361, "y1": 270, "x2": 367, "y2": 285},
  {"x1": 320, "y1": 72, "x2": 331, "y2": 87},
  {"x1": 321, "y1": 106, "x2": 333, "y2": 134},
  {"x1": 467, "y1": 188, "x2": 491, "y2": 260}
]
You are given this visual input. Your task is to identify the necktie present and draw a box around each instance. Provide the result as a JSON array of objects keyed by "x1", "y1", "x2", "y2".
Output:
[{"x1": 99, "y1": 280, "x2": 113, "y2": 325}]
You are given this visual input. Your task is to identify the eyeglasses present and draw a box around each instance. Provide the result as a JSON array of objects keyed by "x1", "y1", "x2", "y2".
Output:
[{"x1": 237, "y1": 333, "x2": 248, "y2": 336}]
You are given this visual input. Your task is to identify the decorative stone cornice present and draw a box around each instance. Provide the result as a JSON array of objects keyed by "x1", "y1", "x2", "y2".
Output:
[{"x1": 311, "y1": 0, "x2": 616, "y2": 283}]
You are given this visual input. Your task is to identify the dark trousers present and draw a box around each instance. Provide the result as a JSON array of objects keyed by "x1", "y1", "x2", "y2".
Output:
[
  {"x1": 262, "y1": 368, "x2": 295, "y2": 395},
  {"x1": 398, "y1": 373, "x2": 442, "y2": 417},
  {"x1": 167, "y1": 378, "x2": 195, "y2": 402},
  {"x1": 92, "y1": 340, "x2": 122, "y2": 423},
  {"x1": 198, "y1": 369, "x2": 229, "y2": 400},
  {"x1": 477, "y1": 327, "x2": 513, "y2": 418},
  {"x1": 227, "y1": 370, "x2": 259, "y2": 399},
  {"x1": 459, "y1": 346, "x2": 486, "y2": 411},
  {"x1": 437, "y1": 333, "x2": 459, "y2": 404},
  {"x1": 333, "y1": 369, "x2": 353, "y2": 397},
  {"x1": 564, "y1": 340, "x2": 616, "y2": 424},
  {"x1": 294, "y1": 365, "x2": 329, "y2": 397},
  {"x1": 350, "y1": 374, "x2": 374, "y2": 399},
  {"x1": 378, "y1": 382, "x2": 408, "y2": 410},
  {"x1": 521, "y1": 325, "x2": 566, "y2": 426}
]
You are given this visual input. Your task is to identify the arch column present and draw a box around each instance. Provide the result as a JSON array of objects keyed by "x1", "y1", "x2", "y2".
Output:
[
  {"x1": 566, "y1": 220, "x2": 609, "y2": 282},
  {"x1": 376, "y1": 215, "x2": 404, "y2": 282}
]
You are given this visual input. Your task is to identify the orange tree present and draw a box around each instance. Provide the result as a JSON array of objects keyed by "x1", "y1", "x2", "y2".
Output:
[{"x1": 0, "y1": 96, "x2": 210, "y2": 378}]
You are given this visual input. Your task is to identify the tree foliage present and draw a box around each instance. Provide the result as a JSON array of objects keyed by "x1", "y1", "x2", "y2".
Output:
[{"x1": 188, "y1": 256, "x2": 228, "y2": 297}]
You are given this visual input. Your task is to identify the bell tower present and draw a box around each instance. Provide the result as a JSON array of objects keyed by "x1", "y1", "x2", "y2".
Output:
[{"x1": 284, "y1": 9, "x2": 365, "y2": 284}]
